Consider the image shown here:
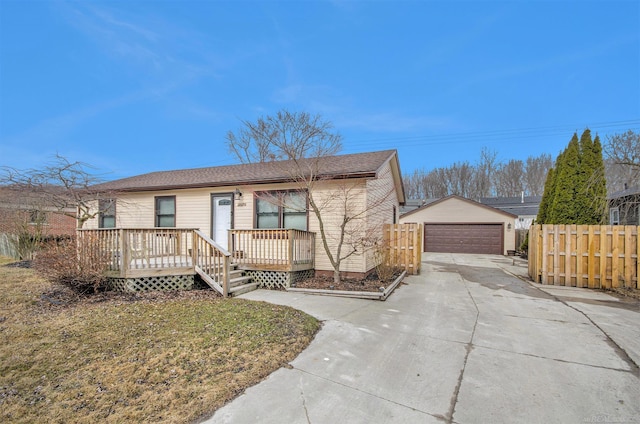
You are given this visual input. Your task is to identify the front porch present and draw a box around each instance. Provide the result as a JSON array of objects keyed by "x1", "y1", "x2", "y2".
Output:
[{"x1": 77, "y1": 228, "x2": 316, "y2": 296}]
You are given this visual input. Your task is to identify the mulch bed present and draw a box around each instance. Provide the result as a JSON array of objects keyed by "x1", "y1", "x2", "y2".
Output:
[{"x1": 293, "y1": 271, "x2": 403, "y2": 293}]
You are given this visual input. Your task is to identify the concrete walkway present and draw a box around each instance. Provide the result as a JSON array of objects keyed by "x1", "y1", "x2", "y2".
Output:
[{"x1": 205, "y1": 253, "x2": 640, "y2": 424}]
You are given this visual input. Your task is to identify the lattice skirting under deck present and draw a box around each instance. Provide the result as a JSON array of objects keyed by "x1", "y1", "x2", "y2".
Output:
[
  {"x1": 109, "y1": 275, "x2": 195, "y2": 292},
  {"x1": 244, "y1": 269, "x2": 314, "y2": 289}
]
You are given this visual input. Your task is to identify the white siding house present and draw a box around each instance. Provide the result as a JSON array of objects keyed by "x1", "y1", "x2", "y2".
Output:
[{"x1": 86, "y1": 150, "x2": 405, "y2": 279}]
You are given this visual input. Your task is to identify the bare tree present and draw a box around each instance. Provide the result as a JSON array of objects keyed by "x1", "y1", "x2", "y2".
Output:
[
  {"x1": 474, "y1": 147, "x2": 498, "y2": 198},
  {"x1": 446, "y1": 161, "x2": 474, "y2": 197},
  {"x1": 524, "y1": 153, "x2": 553, "y2": 196},
  {"x1": 403, "y1": 148, "x2": 556, "y2": 200},
  {"x1": 604, "y1": 130, "x2": 640, "y2": 191},
  {"x1": 1, "y1": 155, "x2": 114, "y2": 228},
  {"x1": 226, "y1": 110, "x2": 395, "y2": 284},
  {"x1": 226, "y1": 110, "x2": 342, "y2": 162},
  {"x1": 495, "y1": 159, "x2": 525, "y2": 197},
  {"x1": 403, "y1": 169, "x2": 427, "y2": 199}
]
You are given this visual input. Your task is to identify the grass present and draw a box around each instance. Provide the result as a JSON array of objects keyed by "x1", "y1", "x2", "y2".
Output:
[{"x1": 0, "y1": 257, "x2": 320, "y2": 423}]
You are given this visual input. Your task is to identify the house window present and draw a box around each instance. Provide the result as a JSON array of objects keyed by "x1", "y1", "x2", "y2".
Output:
[
  {"x1": 255, "y1": 191, "x2": 307, "y2": 231},
  {"x1": 99, "y1": 199, "x2": 116, "y2": 228},
  {"x1": 392, "y1": 206, "x2": 397, "y2": 224},
  {"x1": 29, "y1": 210, "x2": 46, "y2": 224},
  {"x1": 155, "y1": 196, "x2": 176, "y2": 227},
  {"x1": 609, "y1": 207, "x2": 620, "y2": 225}
]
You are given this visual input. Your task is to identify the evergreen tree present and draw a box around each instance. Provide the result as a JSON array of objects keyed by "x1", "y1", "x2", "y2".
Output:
[
  {"x1": 538, "y1": 130, "x2": 609, "y2": 225},
  {"x1": 581, "y1": 132, "x2": 607, "y2": 223},
  {"x1": 550, "y1": 134, "x2": 580, "y2": 223},
  {"x1": 537, "y1": 167, "x2": 555, "y2": 224},
  {"x1": 575, "y1": 129, "x2": 593, "y2": 223}
]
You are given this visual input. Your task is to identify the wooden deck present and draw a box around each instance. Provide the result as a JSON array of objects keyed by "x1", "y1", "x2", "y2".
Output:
[
  {"x1": 229, "y1": 229, "x2": 315, "y2": 272},
  {"x1": 77, "y1": 228, "x2": 316, "y2": 294}
]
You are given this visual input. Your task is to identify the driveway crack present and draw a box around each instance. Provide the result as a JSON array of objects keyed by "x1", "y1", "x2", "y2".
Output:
[
  {"x1": 500, "y1": 265, "x2": 640, "y2": 377},
  {"x1": 299, "y1": 376, "x2": 311, "y2": 424},
  {"x1": 447, "y1": 267, "x2": 480, "y2": 424}
]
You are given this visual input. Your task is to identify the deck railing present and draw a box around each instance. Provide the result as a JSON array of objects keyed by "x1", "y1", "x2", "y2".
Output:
[
  {"x1": 77, "y1": 227, "x2": 315, "y2": 286},
  {"x1": 193, "y1": 230, "x2": 230, "y2": 296},
  {"x1": 77, "y1": 228, "x2": 197, "y2": 278},
  {"x1": 229, "y1": 229, "x2": 315, "y2": 271}
]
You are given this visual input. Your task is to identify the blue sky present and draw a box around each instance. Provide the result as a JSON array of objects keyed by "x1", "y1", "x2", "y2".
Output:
[{"x1": 1, "y1": 0, "x2": 639, "y2": 181}]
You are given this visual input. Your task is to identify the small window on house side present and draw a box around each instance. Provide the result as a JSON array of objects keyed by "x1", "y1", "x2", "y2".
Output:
[
  {"x1": 155, "y1": 196, "x2": 176, "y2": 227},
  {"x1": 609, "y1": 207, "x2": 620, "y2": 225},
  {"x1": 99, "y1": 199, "x2": 116, "y2": 228},
  {"x1": 29, "y1": 210, "x2": 46, "y2": 224}
]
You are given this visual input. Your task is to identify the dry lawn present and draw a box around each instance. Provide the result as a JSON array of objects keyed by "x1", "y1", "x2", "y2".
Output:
[{"x1": 0, "y1": 257, "x2": 319, "y2": 423}]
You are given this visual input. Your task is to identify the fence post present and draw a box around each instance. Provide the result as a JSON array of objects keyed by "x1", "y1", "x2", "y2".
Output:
[{"x1": 288, "y1": 229, "x2": 294, "y2": 269}]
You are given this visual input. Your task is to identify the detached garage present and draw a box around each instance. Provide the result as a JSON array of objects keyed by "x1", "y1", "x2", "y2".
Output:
[{"x1": 400, "y1": 195, "x2": 516, "y2": 255}]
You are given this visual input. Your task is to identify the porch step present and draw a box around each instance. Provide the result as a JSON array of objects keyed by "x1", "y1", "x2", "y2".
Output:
[
  {"x1": 230, "y1": 275, "x2": 253, "y2": 288},
  {"x1": 229, "y1": 281, "x2": 260, "y2": 296},
  {"x1": 229, "y1": 268, "x2": 244, "y2": 278}
]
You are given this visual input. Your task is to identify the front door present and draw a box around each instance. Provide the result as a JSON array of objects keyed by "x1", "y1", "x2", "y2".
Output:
[{"x1": 211, "y1": 194, "x2": 233, "y2": 249}]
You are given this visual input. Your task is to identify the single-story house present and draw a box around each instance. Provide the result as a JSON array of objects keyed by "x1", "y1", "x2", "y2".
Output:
[
  {"x1": 399, "y1": 195, "x2": 516, "y2": 255},
  {"x1": 399, "y1": 198, "x2": 437, "y2": 215},
  {"x1": 608, "y1": 185, "x2": 640, "y2": 225},
  {"x1": 82, "y1": 150, "x2": 405, "y2": 295},
  {"x1": 479, "y1": 195, "x2": 541, "y2": 230}
]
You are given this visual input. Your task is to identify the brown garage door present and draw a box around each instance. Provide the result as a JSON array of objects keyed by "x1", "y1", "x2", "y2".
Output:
[{"x1": 424, "y1": 223, "x2": 503, "y2": 254}]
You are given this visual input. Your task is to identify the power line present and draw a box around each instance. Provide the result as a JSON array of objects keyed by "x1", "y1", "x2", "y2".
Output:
[{"x1": 343, "y1": 118, "x2": 640, "y2": 148}]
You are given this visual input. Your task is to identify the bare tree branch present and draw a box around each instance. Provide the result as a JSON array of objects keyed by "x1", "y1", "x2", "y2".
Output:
[
  {"x1": 0, "y1": 154, "x2": 117, "y2": 228},
  {"x1": 228, "y1": 109, "x2": 395, "y2": 284}
]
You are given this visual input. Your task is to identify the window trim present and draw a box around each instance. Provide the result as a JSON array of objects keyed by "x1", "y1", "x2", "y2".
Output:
[
  {"x1": 99, "y1": 199, "x2": 116, "y2": 229},
  {"x1": 254, "y1": 190, "x2": 308, "y2": 231},
  {"x1": 155, "y1": 196, "x2": 176, "y2": 228},
  {"x1": 609, "y1": 207, "x2": 620, "y2": 225},
  {"x1": 29, "y1": 210, "x2": 47, "y2": 225}
]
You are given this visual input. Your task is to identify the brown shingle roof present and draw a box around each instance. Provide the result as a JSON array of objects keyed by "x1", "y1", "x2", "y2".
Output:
[{"x1": 94, "y1": 150, "x2": 398, "y2": 192}]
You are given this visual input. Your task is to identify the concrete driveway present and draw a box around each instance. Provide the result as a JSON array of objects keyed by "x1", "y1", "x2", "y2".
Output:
[{"x1": 205, "y1": 253, "x2": 640, "y2": 424}]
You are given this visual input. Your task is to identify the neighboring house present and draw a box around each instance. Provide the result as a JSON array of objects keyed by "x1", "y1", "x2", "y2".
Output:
[
  {"x1": 0, "y1": 187, "x2": 77, "y2": 258},
  {"x1": 399, "y1": 195, "x2": 516, "y2": 255},
  {"x1": 399, "y1": 198, "x2": 437, "y2": 215},
  {"x1": 479, "y1": 195, "x2": 541, "y2": 230},
  {"x1": 608, "y1": 185, "x2": 640, "y2": 225},
  {"x1": 82, "y1": 150, "x2": 405, "y2": 295}
]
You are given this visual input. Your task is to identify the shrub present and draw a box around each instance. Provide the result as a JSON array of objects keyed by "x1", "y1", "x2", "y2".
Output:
[
  {"x1": 520, "y1": 231, "x2": 529, "y2": 252},
  {"x1": 374, "y1": 242, "x2": 403, "y2": 282},
  {"x1": 33, "y1": 236, "x2": 111, "y2": 294}
]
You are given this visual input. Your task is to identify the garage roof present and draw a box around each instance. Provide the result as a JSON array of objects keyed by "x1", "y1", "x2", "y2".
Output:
[{"x1": 400, "y1": 194, "x2": 517, "y2": 219}]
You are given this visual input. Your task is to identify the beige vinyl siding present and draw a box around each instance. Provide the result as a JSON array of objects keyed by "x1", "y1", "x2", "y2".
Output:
[
  {"x1": 307, "y1": 179, "x2": 368, "y2": 273},
  {"x1": 364, "y1": 160, "x2": 400, "y2": 271},
  {"x1": 84, "y1": 176, "x2": 394, "y2": 274},
  {"x1": 400, "y1": 197, "x2": 516, "y2": 254}
]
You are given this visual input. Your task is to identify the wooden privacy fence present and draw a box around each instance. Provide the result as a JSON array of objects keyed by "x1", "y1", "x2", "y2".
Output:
[
  {"x1": 383, "y1": 223, "x2": 422, "y2": 275},
  {"x1": 528, "y1": 224, "x2": 639, "y2": 289}
]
